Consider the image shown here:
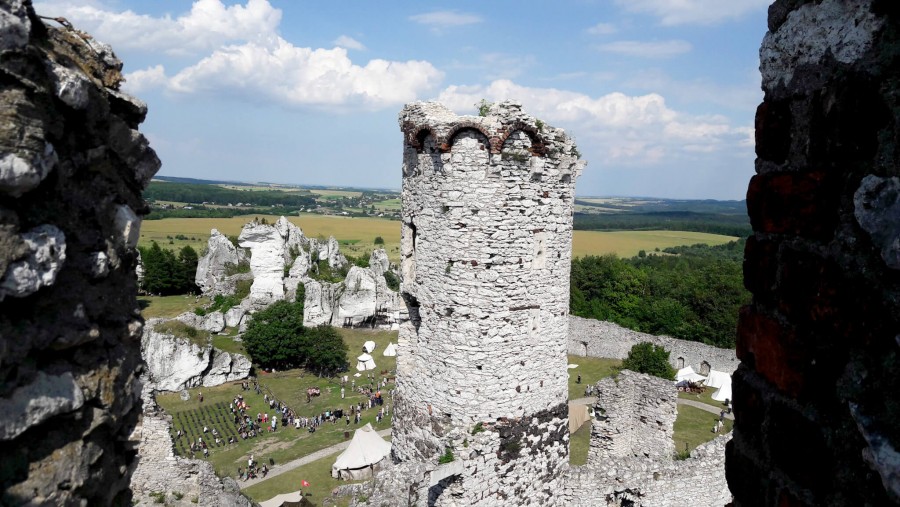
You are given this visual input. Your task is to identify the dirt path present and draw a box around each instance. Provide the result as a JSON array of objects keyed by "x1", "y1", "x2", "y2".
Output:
[
  {"x1": 677, "y1": 398, "x2": 735, "y2": 420},
  {"x1": 239, "y1": 428, "x2": 391, "y2": 489}
]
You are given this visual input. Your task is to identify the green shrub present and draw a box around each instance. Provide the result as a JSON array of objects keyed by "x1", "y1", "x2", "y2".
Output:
[
  {"x1": 374, "y1": 236, "x2": 384, "y2": 245},
  {"x1": 154, "y1": 321, "x2": 209, "y2": 347},
  {"x1": 223, "y1": 260, "x2": 250, "y2": 276},
  {"x1": 383, "y1": 271, "x2": 400, "y2": 291},
  {"x1": 471, "y1": 422, "x2": 484, "y2": 435},
  {"x1": 621, "y1": 342, "x2": 676, "y2": 380},
  {"x1": 438, "y1": 448, "x2": 454, "y2": 464}
]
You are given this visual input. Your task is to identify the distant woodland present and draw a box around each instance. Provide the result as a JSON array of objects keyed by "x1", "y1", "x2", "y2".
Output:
[{"x1": 570, "y1": 240, "x2": 748, "y2": 349}]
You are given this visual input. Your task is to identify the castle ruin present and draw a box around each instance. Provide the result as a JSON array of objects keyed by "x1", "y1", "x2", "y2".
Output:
[{"x1": 391, "y1": 101, "x2": 584, "y2": 505}]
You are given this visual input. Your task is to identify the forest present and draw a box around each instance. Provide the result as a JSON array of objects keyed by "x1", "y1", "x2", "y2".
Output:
[
  {"x1": 570, "y1": 240, "x2": 748, "y2": 349},
  {"x1": 144, "y1": 181, "x2": 317, "y2": 208}
]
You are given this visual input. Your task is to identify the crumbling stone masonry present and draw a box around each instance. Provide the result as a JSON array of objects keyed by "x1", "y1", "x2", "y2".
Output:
[
  {"x1": 588, "y1": 370, "x2": 677, "y2": 464},
  {"x1": 391, "y1": 101, "x2": 584, "y2": 506},
  {"x1": 569, "y1": 316, "x2": 739, "y2": 375},
  {"x1": 0, "y1": 1, "x2": 158, "y2": 504},
  {"x1": 728, "y1": 1, "x2": 900, "y2": 505}
]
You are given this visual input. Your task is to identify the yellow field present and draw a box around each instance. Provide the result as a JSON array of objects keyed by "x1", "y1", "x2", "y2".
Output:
[
  {"x1": 138, "y1": 214, "x2": 401, "y2": 260},
  {"x1": 571, "y1": 230, "x2": 737, "y2": 258},
  {"x1": 139, "y1": 215, "x2": 735, "y2": 262}
]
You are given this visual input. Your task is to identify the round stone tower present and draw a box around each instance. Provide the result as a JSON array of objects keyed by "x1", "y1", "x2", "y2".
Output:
[{"x1": 392, "y1": 101, "x2": 584, "y2": 506}]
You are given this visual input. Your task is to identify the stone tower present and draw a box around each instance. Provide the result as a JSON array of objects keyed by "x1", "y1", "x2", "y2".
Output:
[{"x1": 392, "y1": 101, "x2": 584, "y2": 505}]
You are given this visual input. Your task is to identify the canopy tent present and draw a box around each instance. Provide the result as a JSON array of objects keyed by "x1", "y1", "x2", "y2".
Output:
[
  {"x1": 675, "y1": 366, "x2": 707, "y2": 383},
  {"x1": 258, "y1": 491, "x2": 305, "y2": 507},
  {"x1": 711, "y1": 378, "x2": 733, "y2": 402},
  {"x1": 568, "y1": 402, "x2": 590, "y2": 434},
  {"x1": 567, "y1": 364, "x2": 579, "y2": 369},
  {"x1": 356, "y1": 353, "x2": 376, "y2": 371},
  {"x1": 363, "y1": 341, "x2": 376, "y2": 353},
  {"x1": 703, "y1": 369, "x2": 731, "y2": 389},
  {"x1": 332, "y1": 423, "x2": 392, "y2": 480},
  {"x1": 383, "y1": 342, "x2": 397, "y2": 357}
]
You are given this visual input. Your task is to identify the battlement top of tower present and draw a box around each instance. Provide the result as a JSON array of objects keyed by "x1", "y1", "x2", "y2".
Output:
[{"x1": 398, "y1": 100, "x2": 584, "y2": 164}]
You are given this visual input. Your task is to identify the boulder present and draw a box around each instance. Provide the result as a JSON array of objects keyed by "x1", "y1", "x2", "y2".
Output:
[
  {"x1": 303, "y1": 279, "x2": 341, "y2": 326},
  {"x1": 0, "y1": 224, "x2": 66, "y2": 301},
  {"x1": 141, "y1": 318, "x2": 251, "y2": 391},
  {"x1": 333, "y1": 266, "x2": 378, "y2": 326},
  {"x1": 369, "y1": 249, "x2": 390, "y2": 275},
  {"x1": 238, "y1": 221, "x2": 286, "y2": 306},
  {"x1": 224, "y1": 305, "x2": 246, "y2": 328},
  {"x1": 195, "y1": 229, "x2": 244, "y2": 293}
]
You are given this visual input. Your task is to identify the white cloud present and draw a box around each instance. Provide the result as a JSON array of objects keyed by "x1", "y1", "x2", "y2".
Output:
[
  {"x1": 595, "y1": 39, "x2": 691, "y2": 58},
  {"x1": 435, "y1": 79, "x2": 749, "y2": 166},
  {"x1": 615, "y1": 0, "x2": 769, "y2": 26},
  {"x1": 35, "y1": 0, "x2": 282, "y2": 56},
  {"x1": 587, "y1": 22, "x2": 617, "y2": 35},
  {"x1": 131, "y1": 38, "x2": 443, "y2": 110},
  {"x1": 122, "y1": 64, "x2": 167, "y2": 94},
  {"x1": 333, "y1": 35, "x2": 366, "y2": 51},
  {"x1": 409, "y1": 10, "x2": 483, "y2": 28}
]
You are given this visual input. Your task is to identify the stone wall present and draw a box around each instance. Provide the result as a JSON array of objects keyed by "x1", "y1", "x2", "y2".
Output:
[
  {"x1": 391, "y1": 101, "x2": 584, "y2": 506},
  {"x1": 588, "y1": 370, "x2": 677, "y2": 464},
  {"x1": 0, "y1": 3, "x2": 157, "y2": 504},
  {"x1": 566, "y1": 434, "x2": 732, "y2": 507},
  {"x1": 728, "y1": 1, "x2": 900, "y2": 505},
  {"x1": 569, "y1": 316, "x2": 739, "y2": 374},
  {"x1": 130, "y1": 385, "x2": 252, "y2": 507}
]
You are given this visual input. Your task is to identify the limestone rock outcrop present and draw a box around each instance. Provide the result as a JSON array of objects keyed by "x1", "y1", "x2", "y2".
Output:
[
  {"x1": 0, "y1": 3, "x2": 157, "y2": 504},
  {"x1": 141, "y1": 319, "x2": 251, "y2": 392},
  {"x1": 195, "y1": 215, "x2": 402, "y2": 329},
  {"x1": 195, "y1": 229, "x2": 247, "y2": 293}
]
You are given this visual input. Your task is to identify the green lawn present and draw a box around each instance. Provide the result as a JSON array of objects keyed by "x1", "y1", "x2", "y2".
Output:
[
  {"x1": 673, "y1": 404, "x2": 733, "y2": 454},
  {"x1": 566, "y1": 355, "x2": 621, "y2": 400},
  {"x1": 139, "y1": 295, "x2": 207, "y2": 319},
  {"x1": 678, "y1": 387, "x2": 728, "y2": 408},
  {"x1": 212, "y1": 334, "x2": 246, "y2": 355},
  {"x1": 157, "y1": 328, "x2": 399, "y2": 477},
  {"x1": 242, "y1": 439, "x2": 391, "y2": 506},
  {"x1": 569, "y1": 422, "x2": 591, "y2": 465}
]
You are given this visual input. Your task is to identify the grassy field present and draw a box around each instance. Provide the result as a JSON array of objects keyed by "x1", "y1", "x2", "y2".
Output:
[
  {"x1": 678, "y1": 387, "x2": 729, "y2": 408},
  {"x1": 373, "y1": 198, "x2": 401, "y2": 210},
  {"x1": 308, "y1": 189, "x2": 362, "y2": 198},
  {"x1": 139, "y1": 213, "x2": 735, "y2": 265},
  {"x1": 566, "y1": 356, "x2": 620, "y2": 400},
  {"x1": 138, "y1": 214, "x2": 402, "y2": 261},
  {"x1": 156, "y1": 328, "x2": 398, "y2": 478},
  {"x1": 138, "y1": 295, "x2": 208, "y2": 319},
  {"x1": 242, "y1": 439, "x2": 388, "y2": 506},
  {"x1": 569, "y1": 422, "x2": 591, "y2": 466},
  {"x1": 571, "y1": 230, "x2": 737, "y2": 259},
  {"x1": 673, "y1": 404, "x2": 734, "y2": 454}
]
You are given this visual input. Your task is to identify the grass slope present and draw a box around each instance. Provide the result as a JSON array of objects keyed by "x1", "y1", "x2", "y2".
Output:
[{"x1": 156, "y1": 328, "x2": 398, "y2": 478}]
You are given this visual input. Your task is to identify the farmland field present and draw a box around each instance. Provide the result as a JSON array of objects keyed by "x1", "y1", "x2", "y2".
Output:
[{"x1": 139, "y1": 215, "x2": 736, "y2": 262}]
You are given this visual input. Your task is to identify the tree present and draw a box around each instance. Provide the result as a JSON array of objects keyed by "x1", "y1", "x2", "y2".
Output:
[
  {"x1": 374, "y1": 236, "x2": 384, "y2": 245},
  {"x1": 621, "y1": 342, "x2": 676, "y2": 380},
  {"x1": 242, "y1": 299, "x2": 348, "y2": 374}
]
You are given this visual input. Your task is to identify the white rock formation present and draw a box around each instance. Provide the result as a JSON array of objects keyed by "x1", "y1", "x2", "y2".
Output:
[
  {"x1": 369, "y1": 249, "x2": 390, "y2": 275},
  {"x1": 141, "y1": 319, "x2": 251, "y2": 392},
  {"x1": 238, "y1": 221, "x2": 286, "y2": 306},
  {"x1": 195, "y1": 229, "x2": 246, "y2": 293}
]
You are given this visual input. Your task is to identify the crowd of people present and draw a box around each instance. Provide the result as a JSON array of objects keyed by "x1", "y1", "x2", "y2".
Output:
[{"x1": 173, "y1": 374, "x2": 393, "y2": 475}]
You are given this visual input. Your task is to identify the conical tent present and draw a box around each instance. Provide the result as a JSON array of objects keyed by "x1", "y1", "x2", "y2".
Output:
[
  {"x1": 676, "y1": 366, "x2": 707, "y2": 383},
  {"x1": 332, "y1": 423, "x2": 392, "y2": 480},
  {"x1": 356, "y1": 353, "x2": 376, "y2": 371},
  {"x1": 703, "y1": 369, "x2": 730, "y2": 389},
  {"x1": 711, "y1": 376, "x2": 733, "y2": 402},
  {"x1": 383, "y1": 342, "x2": 397, "y2": 357},
  {"x1": 363, "y1": 341, "x2": 376, "y2": 353}
]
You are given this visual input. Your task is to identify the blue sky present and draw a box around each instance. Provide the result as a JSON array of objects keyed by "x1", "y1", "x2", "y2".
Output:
[{"x1": 35, "y1": 0, "x2": 770, "y2": 199}]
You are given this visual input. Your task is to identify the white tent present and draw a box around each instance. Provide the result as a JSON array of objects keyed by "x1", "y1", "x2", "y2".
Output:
[
  {"x1": 383, "y1": 342, "x2": 397, "y2": 357},
  {"x1": 676, "y1": 366, "x2": 707, "y2": 383},
  {"x1": 259, "y1": 491, "x2": 304, "y2": 507},
  {"x1": 356, "y1": 353, "x2": 376, "y2": 371},
  {"x1": 711, "y1": 379, "x2": 733, "y2": 402},
  {"x1": 704, "y1": 369, "x2": 731, "y2": 389},
  {"x1": 332, "y1": 423, "x2": 392, "y2": 480},
  {"x1": 363, "y1": 341, "x2": 376, "y2": 353}
]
